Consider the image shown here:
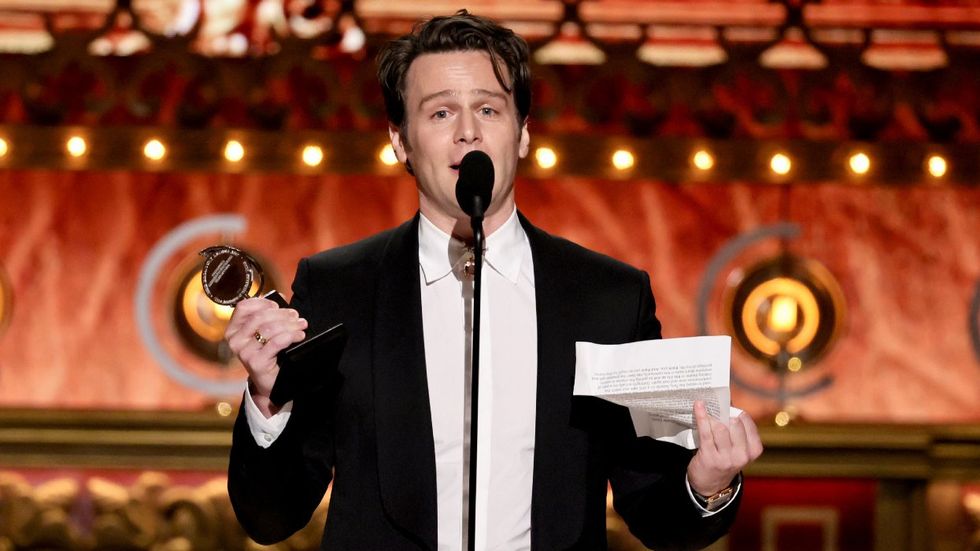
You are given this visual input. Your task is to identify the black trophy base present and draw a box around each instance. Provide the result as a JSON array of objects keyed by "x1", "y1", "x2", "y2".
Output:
[{"x1": 262, "y1": 291, "x2": 348, "y2": 407}]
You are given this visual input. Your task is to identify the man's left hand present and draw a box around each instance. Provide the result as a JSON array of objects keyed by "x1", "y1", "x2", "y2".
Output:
[{"x1": 687, "y1": 400, "x2": 764, "y2": 496}]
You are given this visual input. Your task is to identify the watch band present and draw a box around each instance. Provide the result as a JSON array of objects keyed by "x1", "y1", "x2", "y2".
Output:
[
  {"x1": 695, "y1": 486, "x2": 735, "y2": 511},
  {"x1": 693, "y1": 472, "x2": 740, "y2": 512}
]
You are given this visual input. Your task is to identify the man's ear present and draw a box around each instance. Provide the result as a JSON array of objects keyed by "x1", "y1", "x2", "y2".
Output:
[
  {"x1": 388, "y1": 122, "x2": 409, "y2": 163},
  {"x1": 518, "y1": 121, "x2": 530, "y2": 159}
]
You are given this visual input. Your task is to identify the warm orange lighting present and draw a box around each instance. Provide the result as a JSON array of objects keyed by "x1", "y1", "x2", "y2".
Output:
[
  {"x1": 768, "y1": 295, "x2": 799, "y2": 333},
  {"x1": 743, "y1": 277, "x2": 821, "y2": 356},
  {"x1": 379, "y1": 144, "x2": 398, "y2": 166},
  {"x1": 927, "y1": 155, "x2": 947, "y2": 178},
  {"x1": 214, "y1": 303, "x2": 234, "y2": 322},
  {"x1": 216, "y1": 401, "x2": 233, "y2": 417},
  {"x1": 224, "y1": 140, "x2": 245, "y2": 162},
  {"x1": 848, "y1": 152, "x2": 871, "y2": 175},
  {"x1": 770, "y1": 153, "x2": 791, "y2": 175},
  {"x1": 759, "y1": 28, "x2": 829, "y2": 70},
  {"x1": 787, "y1": 356, "x2": 803, "y2": 372},
  {"x1": 66, "y1": 136, "x2": 87, "y2": 157},
  {"x1": 774, "y1": 411, "x2": 791, "y2": 427},
  {"x1": 143, "y1": 139, "x2": 166, "y2": 161},
  {"x1": 692, "y1": 150, "x2": 714, "y2": 171},
  {"x1": 302, "y1": 145, "x2": 324, "y2": 167},
  {"x1": 611, "y1": 149, "x2": 634, "y2": 170},
  {"x1": 534, "y1": 22, "x2": 607, "y2": 65},
  {"x1": 535, "y1": 147, "x2": 557, "y2": 169},
  {"x1": 0, "y1": 138, "x2": 7, "y2": 158}
]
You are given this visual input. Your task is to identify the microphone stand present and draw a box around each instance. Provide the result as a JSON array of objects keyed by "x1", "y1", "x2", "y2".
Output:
[{"x1": 466, "y1": 197, "x2": 485, "y2": 551}]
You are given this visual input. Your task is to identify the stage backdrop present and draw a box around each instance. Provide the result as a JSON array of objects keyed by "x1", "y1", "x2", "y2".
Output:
[{"x1": 0, "y1": 168, "x2": 977, "y2": 422}]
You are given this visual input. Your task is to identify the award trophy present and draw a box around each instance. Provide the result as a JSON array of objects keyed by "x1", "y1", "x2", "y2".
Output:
[{"x1": 199, "y1": 245, "x2": 346, "y2": 406}]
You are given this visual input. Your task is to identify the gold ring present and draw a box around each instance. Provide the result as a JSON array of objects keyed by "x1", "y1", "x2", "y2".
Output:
[{"x1": 254, "y1": 331, "x2": 269, "y2": 346}]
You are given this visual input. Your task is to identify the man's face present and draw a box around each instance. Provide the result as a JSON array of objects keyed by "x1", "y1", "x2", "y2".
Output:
[{"x1": 389, "y1": 50, "x2": 530, "y2": 232}]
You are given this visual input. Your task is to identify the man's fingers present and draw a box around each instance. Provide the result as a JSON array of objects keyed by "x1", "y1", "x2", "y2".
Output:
[
  {"x1": 228, "y1": 306, "x2": 303, "y2": 344},
  {"x1": 269, "y1": 328, "x2": 308, "y2": 350},
  {"x1": 710, "y1": 416, "x2": 733, "y2": 453},
  {"x1": 694, "y1": 401, "x2": 718, "y2": 456},
  {"x1": 227, "y1": 297, "x2": 277, "y2": 328},
  {"x1": 251, "y1": 315, "x2": 307, "y2": 343},
  {"x1": 237, "y1": 323, "x2": 299, "y2": 358},
  {"x1": 726, "y1": 414, "x2": 752, "y2": 466},
  {"x1": 251, "y1": 325, "x2": 307, "y2": 362},
  {"x1": 223, "y1": 297, "x2": 309, "y2": 386},
  {"x1": 738, "y1": 413, "x2": 765, "y2": 459},
  {"x1": 690, "y1": 407, "x2": 765, "y2": 495}
]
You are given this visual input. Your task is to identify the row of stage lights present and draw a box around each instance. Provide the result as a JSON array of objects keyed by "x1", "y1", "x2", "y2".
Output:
[
  {"x1": 0, "y1": 134, "x2": 955, "y2": 179},
  {"x1": 532, "y1": 146, "x2": 950, "y2": 178},
  {"x1": 389, "y1": 142, "x2": 953, "y2": 179}
]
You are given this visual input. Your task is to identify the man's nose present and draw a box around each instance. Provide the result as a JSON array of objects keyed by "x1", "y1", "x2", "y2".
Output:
[{"x1": 455, "y1": 113, "x2": 481, "y2": 144}]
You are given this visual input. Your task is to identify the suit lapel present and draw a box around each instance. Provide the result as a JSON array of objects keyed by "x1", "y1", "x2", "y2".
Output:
[
  {"x1": 373, "y1": 214, "x2": 439, "y2": 550},
  {"x1": 370, "y1": 213, "x2": 588, "y2": 550},
  {"x1": 521, "y1": 214, "x2": 588, "y2": 550}
]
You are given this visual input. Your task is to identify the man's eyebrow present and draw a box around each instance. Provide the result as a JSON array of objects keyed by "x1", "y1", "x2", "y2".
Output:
[
  {"x1": 471, "y1": 89, "x2": 509, "y2": 101},
  {"x1": 417, "y1": 89, "x2": 509, "y2": 108},
  {"x1": 418, "y1": 90, "x2": 455, "y2": 108}
]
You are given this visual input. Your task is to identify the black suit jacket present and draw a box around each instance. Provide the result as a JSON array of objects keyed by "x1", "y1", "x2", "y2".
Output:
[{"x1": 228, "y1": 213, "x2": 738, "y2": 550}]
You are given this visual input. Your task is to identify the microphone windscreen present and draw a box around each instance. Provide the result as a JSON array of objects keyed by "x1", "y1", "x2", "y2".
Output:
[{"x1": 455, "y1": 150, "x2": 494, "y2": 217}]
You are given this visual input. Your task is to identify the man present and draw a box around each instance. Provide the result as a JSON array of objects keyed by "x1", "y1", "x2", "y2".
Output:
[{"x1": 226, "y1": 10, "x2": 762, "y2": 551}]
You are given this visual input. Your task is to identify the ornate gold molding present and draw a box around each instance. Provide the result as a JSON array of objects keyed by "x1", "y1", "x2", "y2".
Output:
[
  {"x1": 754, "y1": 423, "x2": 980, "y2": 480},
  {"x1": 0, "y1": 408, "x2": 234, "y2": 471}
]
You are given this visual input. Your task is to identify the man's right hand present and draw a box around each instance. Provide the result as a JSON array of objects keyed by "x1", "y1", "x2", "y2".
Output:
[{"x1": 225, "y1": 296, "x2": 308, "y2": 417}]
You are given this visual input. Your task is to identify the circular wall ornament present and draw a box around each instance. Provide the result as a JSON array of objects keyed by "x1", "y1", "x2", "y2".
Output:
[
  {"x1": 724, "y1": 254, "x2": 846, "y2": 370},
  {"x1": 696, "y1": 223, "x2": 843, "y2": 402},
  {"x1": 135, "y1": 215, "x2": 252, "y2": 397}
]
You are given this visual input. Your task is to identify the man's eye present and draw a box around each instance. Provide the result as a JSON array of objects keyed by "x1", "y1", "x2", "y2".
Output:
[
  {"x1": 480, "y1": 107, "x2": 497, "y2": 116},
  {"x1": 433, "y1": 110, "x2": 449, "y2": 119}
]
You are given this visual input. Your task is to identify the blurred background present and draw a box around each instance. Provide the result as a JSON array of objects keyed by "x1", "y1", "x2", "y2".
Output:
[{"x1": 0, "y1": 0, "x2": 978, "y2": 549}]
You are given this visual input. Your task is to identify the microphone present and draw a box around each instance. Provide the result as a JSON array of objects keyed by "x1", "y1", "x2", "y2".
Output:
[
  {"x1": 455, "y1": 150, "x2": 494, "y2": 220},
  {"x1": 454, "y1": 149, "x2": 494, "y2": 551}
]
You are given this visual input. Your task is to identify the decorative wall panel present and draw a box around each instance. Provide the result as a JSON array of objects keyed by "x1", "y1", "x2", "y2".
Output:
[{"x1": 0, "y1": 169, "x2": 976, "y2": 421}]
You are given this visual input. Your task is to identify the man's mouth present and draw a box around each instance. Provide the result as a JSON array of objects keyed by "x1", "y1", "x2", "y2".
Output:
[{"x1": 450, "y1": 150, "x2": 485, "y2": 172}]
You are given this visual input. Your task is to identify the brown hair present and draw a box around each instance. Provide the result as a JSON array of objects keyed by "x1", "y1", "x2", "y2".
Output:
[{"x1": 376, "y1": 10, "x2": 532, "y2": 129}]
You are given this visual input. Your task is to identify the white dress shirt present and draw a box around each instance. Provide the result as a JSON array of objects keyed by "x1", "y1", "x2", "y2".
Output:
[
  {"x1": 243, "y1": 208, "x2": 732, "y2": 550},
  {"x1": 417, "y1": 209, "x2": 537, "y2": 551}
]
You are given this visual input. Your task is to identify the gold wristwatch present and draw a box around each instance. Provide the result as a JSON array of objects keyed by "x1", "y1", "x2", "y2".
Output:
[{"x1": 693, "y1": 475, "x2": 739, "y2": 512}]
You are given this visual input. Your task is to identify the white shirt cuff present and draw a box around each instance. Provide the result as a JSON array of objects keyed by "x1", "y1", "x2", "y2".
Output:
[
  {"x1": 243, "y1": 382, "x2": 293, "y2": 449},
  {"x1": 685, "y1": 475, "x2": 741, "y2": 517}
]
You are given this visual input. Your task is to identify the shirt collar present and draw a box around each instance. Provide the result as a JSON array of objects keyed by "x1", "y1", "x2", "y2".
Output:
[{"x1": 418, "y1": 208, "x2": 527, "y2": 285}]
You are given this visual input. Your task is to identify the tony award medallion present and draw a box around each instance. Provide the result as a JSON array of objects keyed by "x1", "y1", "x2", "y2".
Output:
[
  {"x1": 200, "y1": 246, "x2": 266, "y2": 306},
  {"x1": 199, "y1": 245, "x2": 347, "y2": 406}
]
